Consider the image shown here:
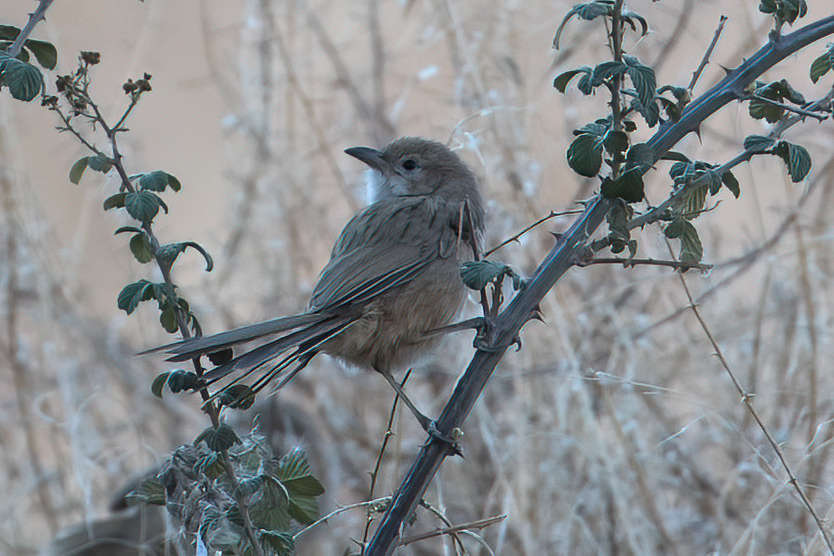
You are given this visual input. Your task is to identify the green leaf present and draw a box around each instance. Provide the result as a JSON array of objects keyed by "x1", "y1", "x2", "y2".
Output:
[
  {"x1": 276, "y1": 449, "x2": 324, "y2": 495},
  {"x1": 0, "y1": 26, "x2": 20, "y2": 41},
  {"x1": 721, "y1": 171, "x2": 740, "y2": 198},
  {"x1": 664, "y1": 219, "x2": 684, "y2": 239},
  {"x1": 591, "y1": 60, "x2": 627, "y2": 87},
  {"x1": 167, "y1": 173, "x2": 182, "y2": 192},
  {"x1": 624, "y1": 55, "x2": 656, "y2": 110},
  {"x1": 554, "y1": 69, "x2": 583, "y2": 93},
  {"x1": 621, "y1": 10, "x2": 649, "y2": 37},
  {"x1": 125, "y1": 477, "x2": 166, "y2": 506},
  {"x1": 103, "y1": 192, "x2": 127, "y2": 211},
  {"x1": 125, "y1": 190, "x2": 165, "y2": 222},
  {"x1": 219, "y1": 385, "x2": 256, "y2": 410},
  {"x1": 774, "y1": 141, "x2": 811, "y2": 182},
  {"x1": 600, "y1": 170, "x2": 644, "y2": 202},
  {"x1": 69, "y1": 157, "x2": 90, "y2": 184},
  {"x1": 553, "y1": 1, "x2": 614, "y2": 49},
  {"x1": 159, "y1": 304, "x2": 178, "y2": 333},
  {"x1": 701, "y1": 169, "x2": 722, "y2": 196},
  {"x1": 679, "y1": 221, "x2": 703, "y2": 265},
  {"x1": 207, "y1": 348, "x2": 233, "y2": 366},
  {"x1": 567, "y1": 133, "x2": 603, "y2": 177},
  {"x1": 129, "y1": 232, "x2": 153, "y2": 263},
  {"x1": 625, "y1": 143, "x2": 654, "y2": 171},
  {"x1": 749, "y1": 97, "x2": 782, "y2": 123},
  {"x1": 138, "y1": 170, "x2": 169, "y2": 192},
  {"x1": 660, "y1": 151, "x2": 690, "y2": 163},
  {"x1": 606, "y1": 202, "x2": 631, "y2": 254},
  {"x1": 156, "y1": 241, "x2": 214, "y2": 272},
  {"x1": 460, "y1": 260, "x2": 515, "y2": 291},
  {"x1": 743, "y1": 134, "x2": 776, "y2": 153},
  {"x1": 24, "y1": 39, "x2": 57, "y2": 70},
  {"x1": 603, "y1": 130, "x2": 629, "y2": 157},
  {"x1": 631, "y1": 95, "x2": 660, "y2": 128},
  {"x1": 87, "y1": 153, "x2": 112, "y2": 173},
  {"x1": 114, "y1": 226, "x2": 143, "y2": 235},
  {"x1": 759, "y1": 0, "x2": 806, "y2": 25},
  {"x1": 676, "y1": 182, "x2": 708, "y2": 215},
  {"x1": 194, "y1": 452, "x2": 225, "y2": 478},
  {"x1": 166, "y1": 369, "x2": 199, "y2": 393},
  {"x1": 117, "y1": 279, "x2": 155, "y2": 314},
  {"x1": 0, "y1": 54, "x2": 43, "y2": 102},
  {"x1": 277, "y1": 449, "x2": 324, "y2": 525},
  {"x1": 196, "y1": 424, "x2": 240, "y2": 452},
  {"x1": 151, "y1": 372, "x2": 171, "y2": 398},
  {"x1": 259, "y1": 530, "x2": 294, "y2": 555},
  {"x1": 810, "y1": 45, "x2": 834, "y2": 84}
]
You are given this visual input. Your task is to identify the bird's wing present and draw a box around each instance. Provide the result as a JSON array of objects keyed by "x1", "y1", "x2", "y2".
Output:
[{"x1": 309, "y1": 196, "x2": 461, "y2": 311}]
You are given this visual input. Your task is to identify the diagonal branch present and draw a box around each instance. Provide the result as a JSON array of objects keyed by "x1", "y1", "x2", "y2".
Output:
[{"x1": 365, "y1": 14, "x2": 834, "y2": 556}]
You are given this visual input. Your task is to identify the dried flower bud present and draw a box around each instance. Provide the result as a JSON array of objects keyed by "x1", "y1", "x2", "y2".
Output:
[
  {"x1": 55, "y1": 75, "x2": 71, "y2": 93},
  {"x1": 123, "y1": 79, "x2": 137, "y2": 94},
  {"x1": 80, "y1": 51, "x2": 101, "y2": 65}
]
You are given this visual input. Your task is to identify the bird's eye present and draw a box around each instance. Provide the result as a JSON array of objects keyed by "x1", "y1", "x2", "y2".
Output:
[{"x1": 402, "y1": 159, "x2": 417, "y2": 171}]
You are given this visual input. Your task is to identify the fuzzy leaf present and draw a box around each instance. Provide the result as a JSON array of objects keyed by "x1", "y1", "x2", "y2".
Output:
[
  {"x1": 721, "y1": 171, "x2": 741, "y2": 198},
  {"x1": 129, "y1": 232, "x2": 153, "y2": 264},
  {"x1": 87, "y1": 154, "x2": 112, "y2": 173},
  {"x1": 218, "y1": 385, "x2": 256, "y2": 410},
  {"x1": 196, "y1": 424, "x2": 240, "y2": 453},
  {"x1": 554, "y1": 68, "x2": 584, "y2": 93},
  {"x1": 553, "y1": 1, "x2": 614, "y2": 49},
  {"x1": 151, "y1": 372, "x2": 172, "y2": 398},
  {"x1": 125, "y1": 190, "x2": 164, "y2": 222},
  {"x1": 103, "y1": 192, "x2": 127, "y2": 211},
  {"x1": 774, "y1": 141, "x2": 811, "y2": 182},
  {"x1": 117, "y1": 279, "x2": 155, "y2": 314},
  {"x1": 24, "y1": 39, "x2": 57, "y2": 70},
  {"x1": 810, "y1": 45, "x2": 834, "y2": 84},
  {"x1": 744, "y1": 134, "x2": 776, "y2": 153},
  {"x1": 624, "y1": 55, "x2": 656, "y2": 110},
  {"x1": 567, "y1": 133, "x2": 604, "y2": 177},
  {"x1": 0, "y1": 54, "x2": 43, "y2": 101},
  {"x1": 69, "y1": 157, "x2": 89, "y2": 184},
  {"x1": 125, "y1": 477, "x2": 166, "y2": 506},
  {"x1": 460, "y1": 260, "x2": 514, "y2": 291},
  {"x1": 137, "y1": 170, "x2": 171, "y2": 192},
  {"x1": 600, "y1": 170, "x2": 644, "y2": 203}
]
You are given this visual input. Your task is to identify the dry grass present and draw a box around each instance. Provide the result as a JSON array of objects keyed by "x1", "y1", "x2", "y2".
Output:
[{"x1": 2, "y1": 0, "x2": 834, "y2": 554}]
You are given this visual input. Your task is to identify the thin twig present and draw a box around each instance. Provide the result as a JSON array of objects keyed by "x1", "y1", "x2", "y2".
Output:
[
  {"x1": 361, "y1": 370, "x2": 411, "y2": 552},
  {"x1": 744, "y1": 92, "x2": 829, "y2": 121},
  {"x1": 293, "y1": 497, "x2": 392, "y2": 541},
  {"x1": 688, "y1": 15, "x2": 728, "y2": 92},
  {"x1": 484, "y1": 209, "x2": 583, "y2": 258},
  {"x1": 672, "y1": 249, "x2": 834, "y2": 553},
  {"x1": 576, "y1": 256, "x2": 712, "y2": 272},
  {"x1": 398, "y1": 514, "x2": 506, "y2": 548}
]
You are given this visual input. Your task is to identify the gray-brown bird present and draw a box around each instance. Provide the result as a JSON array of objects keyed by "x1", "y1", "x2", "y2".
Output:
[{"x1": 149, "y1": 137, "x2": 485, "y2": 429}]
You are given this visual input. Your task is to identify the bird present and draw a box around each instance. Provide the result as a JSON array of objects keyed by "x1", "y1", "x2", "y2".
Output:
[{"x1": 147, "y1": 137, "x2": 486, "y2": 430}]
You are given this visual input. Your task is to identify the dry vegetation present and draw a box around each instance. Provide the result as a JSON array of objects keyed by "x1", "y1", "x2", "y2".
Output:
[{"x1": 2, "y1": 0, "x2": 834, "y2": 554}]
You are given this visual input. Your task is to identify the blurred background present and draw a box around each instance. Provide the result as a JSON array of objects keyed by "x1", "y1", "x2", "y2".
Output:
[{"x1": 2, "y1": 0, "x2": 834, "y2": 554}]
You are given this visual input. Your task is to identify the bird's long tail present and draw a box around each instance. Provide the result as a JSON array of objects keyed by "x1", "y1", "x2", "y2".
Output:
[{"x1": 141, "y1": 311, "x2": 358, "y2": 393}]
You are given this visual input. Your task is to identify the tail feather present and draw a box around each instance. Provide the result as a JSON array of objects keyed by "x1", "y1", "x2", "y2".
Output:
[
  {"x1": 140, "y1": 313, "x2": 324, "y2": 361},
  {"x1": 201, "y1": 315, "x2": 356, "y2": 383}
]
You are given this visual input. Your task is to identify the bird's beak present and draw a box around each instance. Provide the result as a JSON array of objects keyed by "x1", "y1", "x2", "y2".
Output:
[{"x1": 344, "y1": 146, "x2": 385, "y2": 171}]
